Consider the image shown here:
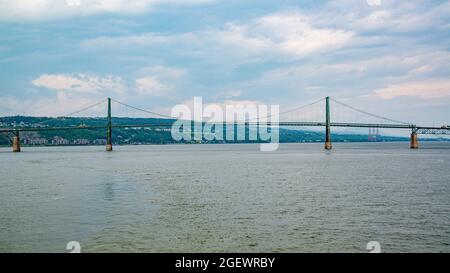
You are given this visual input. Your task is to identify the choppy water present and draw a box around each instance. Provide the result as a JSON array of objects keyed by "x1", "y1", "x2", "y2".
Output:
[{"x1": 0, "y1": 142, "x2": 449, "y2": 253}]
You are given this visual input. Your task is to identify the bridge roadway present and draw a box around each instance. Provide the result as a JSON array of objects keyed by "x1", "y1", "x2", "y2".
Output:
[{"x1": 1, "y1": 122, "x2": 449, "y2": 133}]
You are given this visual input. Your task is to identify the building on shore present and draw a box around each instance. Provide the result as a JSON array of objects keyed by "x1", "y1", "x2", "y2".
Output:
[
  {"x1": 52, "y1": 136, "x2": 70, "y2": 145},
  {"x1": 22, "y1": 137, "x2": 48, "y2": 145},
  {"x1": 73, "y1": 139, "x2": 90, "y2": 145},
  {"x1": 93, "y1": 139, "x2": 107, "y2": 145}
]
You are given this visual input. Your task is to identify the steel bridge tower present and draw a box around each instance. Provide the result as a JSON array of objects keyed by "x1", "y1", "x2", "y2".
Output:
[
  {"x1": 106, "y1": 97, "x2": 113, "y2": 151},
  {"x1": 324, "y1": 96, "x2": 332, "y2": 150}
]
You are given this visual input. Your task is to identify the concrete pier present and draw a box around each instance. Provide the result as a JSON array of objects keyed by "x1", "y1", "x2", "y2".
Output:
[
  {"x1": 12, "y1": 136, "x2": 21, "y2": 152},
  {"x1": 325, "y1": 141, "x2": 332, "y2": 150},
  {"x1": 106, "y1": 144, "x2": 113, "y2": 151},
  {"x1": 410, "y1": 133, "x2": 419, "y2": 149}
]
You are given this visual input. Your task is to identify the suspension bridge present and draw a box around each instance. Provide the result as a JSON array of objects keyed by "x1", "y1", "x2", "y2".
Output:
[{"x1": 1, "y1": 96, "x2": 449, "y2": 152}]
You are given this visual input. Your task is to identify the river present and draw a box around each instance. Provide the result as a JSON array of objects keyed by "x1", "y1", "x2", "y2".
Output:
[{"x1": 1, "y1": 142, "x2": 449, "y2": 252}]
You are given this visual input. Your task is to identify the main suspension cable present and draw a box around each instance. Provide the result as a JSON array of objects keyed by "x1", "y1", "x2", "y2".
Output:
[
  {"x1": 330, "y1": 98, "x2": 411, "y2": 125},
  {"x1": 111, "y1": 99, "x2": 174, "y2": 119}
]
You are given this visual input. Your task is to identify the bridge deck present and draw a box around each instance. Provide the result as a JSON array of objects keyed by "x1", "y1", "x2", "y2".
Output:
[{"x1": 1, "y1": 122, "x2": 449, "y2": 134}]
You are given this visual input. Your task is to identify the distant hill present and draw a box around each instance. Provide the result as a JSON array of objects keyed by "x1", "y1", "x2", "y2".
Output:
[{"x1": 0, "y1": 116, "x2": 412, "y2": 146}]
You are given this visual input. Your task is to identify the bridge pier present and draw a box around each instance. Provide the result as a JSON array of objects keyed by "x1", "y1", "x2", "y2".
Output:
[
  {"x1": 410, "y1": 133, "x2": 419, "y2": 149},
  {"x1": 12, "y1": 132, "x2": 21, "y2": 152},
  {"x1": 325, "y1": 138, "x2": 332, "y2": 150},
  {"x1": 106, "y1": 143, "x2": 113, "y2": 151}
]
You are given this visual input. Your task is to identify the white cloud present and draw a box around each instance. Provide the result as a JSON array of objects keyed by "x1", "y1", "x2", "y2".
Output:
[
  {"x1": 310, "y1": 0, "x2": 450, "y2": 36},
  {"x1": 252, "y1": 12, "x2": 353, "y2": 57},
  {"x1": 81, "y1": 11, "x2": 354, "y2": 60},
  {"x1": 81, "y1": 34, "x2": 174, "y2": 49},
  {"x1": 32, "y1": 74, "x2": 125, "y2": 94},
  {"x1": 0, "y1": 93, "x2": 106, "y2": 116},
  {"x1": 366, "y1": 10, "x2": 390, "y2": 21},
  {"x1": 134, "y1": 65, "x2": 187, "y2": 97},
  {"x1": 253, "y1": 50, "x2": 450, "y2": 85},
  {"x1": 14, "y1": 73, "x2": 127, "y2": 116},
  {"x1": 135, "y1": 76, "x2": 169, "y2": 96},
  {"x1": 374, "y1": 79, "x2": 450, "y2": 100},
  {"x1": 138, "y1": 66, "x2": 187, "y2": 79},
  {"x1": 216, "y1": 90, "x2": 242, "y2": 100},
  {"x1": 1, "y1": 70, "x2": 183, "y2": 116},
  {"x1": 0, "y1": 0, "x2": 214, "y2": 21},
  {"x1": 196, "y1": 12, "x2": 354, "y2": 60},
  {"x1": 366, "y1": 0, "x2": 382, "y2": 7},
  {"x1": 0, "y1": 70, "x2": 179, "y2": 115}
]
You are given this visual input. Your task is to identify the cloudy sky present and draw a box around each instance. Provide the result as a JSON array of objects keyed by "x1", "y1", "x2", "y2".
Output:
[{"x1": 0, "y1": 0, "x2": 449, "y2": 127}]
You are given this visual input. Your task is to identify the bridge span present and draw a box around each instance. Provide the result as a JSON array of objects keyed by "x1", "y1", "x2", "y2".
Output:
[{"x1": 1, "y1": 97, "x2": 449, "y2": 152}]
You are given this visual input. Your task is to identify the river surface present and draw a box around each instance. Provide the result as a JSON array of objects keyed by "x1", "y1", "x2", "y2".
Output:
[{"x1": 0, "y1": 142, "x2": 449, "y2": 253}]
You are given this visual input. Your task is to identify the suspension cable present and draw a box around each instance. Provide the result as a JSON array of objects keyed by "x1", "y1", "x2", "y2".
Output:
[
  {"x1": 26, "y1": 99, "x2": 108, "y2": 127},
  {"x1": 330, "y1": 97, "x2": 411, "y2": 125},
  {"x1": 111, "y1": 99, "x2": 174, "y2": 119},
  {"x1": 61, "y1": 99, "x2": 108, "y2": 118},
  {"x1": 247, "y1": 97, "x2": 326, "y2": 122}
]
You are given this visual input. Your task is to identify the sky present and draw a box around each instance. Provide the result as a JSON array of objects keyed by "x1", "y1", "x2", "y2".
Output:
[{"x1": 0, "y1": 0, "x2": 449, "y2": 128}]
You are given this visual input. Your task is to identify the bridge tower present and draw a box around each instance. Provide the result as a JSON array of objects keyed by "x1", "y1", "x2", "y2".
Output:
[
  {"x1": 410, "y1": 128, "x2": 419, "y2": 149},
  {"x1": 324, "y1": 96, "x2": 332, "y2": 150},
  {"x1": 106, "y1": 97, "x2": 113, "y2": 151},
  {"x1": 12, "y1": 130, "x2": 21, "y2": 152}
]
